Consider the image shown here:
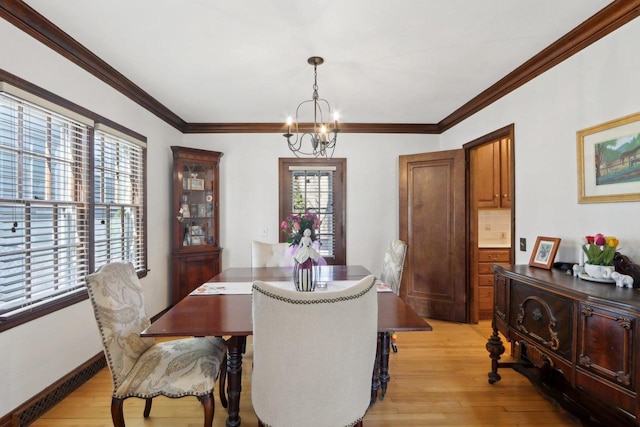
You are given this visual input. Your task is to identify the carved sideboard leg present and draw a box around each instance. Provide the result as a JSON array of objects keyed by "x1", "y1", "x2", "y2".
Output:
[{"x1": 487, "y1": 325, "x2": 506, "y2": 384}]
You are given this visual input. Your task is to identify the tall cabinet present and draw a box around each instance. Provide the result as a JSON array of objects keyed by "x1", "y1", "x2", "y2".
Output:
[{"x1": 171, "y1": 146, "x2": 223, "y2": 305}]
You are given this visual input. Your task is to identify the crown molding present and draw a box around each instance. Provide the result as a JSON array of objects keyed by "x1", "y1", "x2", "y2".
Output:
[
  {"x1": 183, "y1": 122, "x2": 440, "y2": 134},
  {"x1": 0, "y1": 0, "x2": 186, "y2": 131},
  {"x1": 439, "y1": 0, "x2": 640, "y2": 132},
  {"x1": 2, "y1": 0, "x2": 639, "y2": 135}
]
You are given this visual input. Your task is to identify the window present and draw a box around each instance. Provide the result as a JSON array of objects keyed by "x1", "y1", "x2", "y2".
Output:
[
  {"x1": 93, "y1": 125, "x2": 146, "y2": 268},
  {"x1": 0, "y1": 83, "x2": 146, "y2": 331},
  {"x1": 279, "y1": 158, "x2": 346, "y2": 264}
]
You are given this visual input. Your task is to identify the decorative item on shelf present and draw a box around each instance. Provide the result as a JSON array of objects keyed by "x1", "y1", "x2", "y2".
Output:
[
  {"x1": 610, "y1": 271, "x2": 634, "y2": 288},
  {"x1": 580, "y1": 233, "x2": 619, "y2": 282},
  {"x1": 293, "y1": 229, "x2": 320, "y2": 291},
  {"x1": 283, "y1": 56, "x2": 341, "y2": 159},
  {"x1": 613, "y1": 252, "x2": 640, "y2": 288}
]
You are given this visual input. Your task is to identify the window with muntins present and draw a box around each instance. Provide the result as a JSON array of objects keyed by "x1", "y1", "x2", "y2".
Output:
[
  {"x1": 279, "y1": 158, "x2": 346, "y2": 265},
  {"x1": 93, "y1": 125, "x2": 146, "y2": 269},
  {"x1": 0, "y1": 84, "x2": 147, "y2": 331}
]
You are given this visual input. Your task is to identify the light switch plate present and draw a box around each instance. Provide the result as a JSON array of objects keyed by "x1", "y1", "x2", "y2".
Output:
[{"x1": 520, "y1": 238, "x2": 526, "y2": 251}]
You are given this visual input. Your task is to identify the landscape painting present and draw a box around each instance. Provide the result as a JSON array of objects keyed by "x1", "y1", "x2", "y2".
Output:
[
  {"x1": 577, "y1": 112, "x2": 640, "y2": 203},
  {"x1": 594, "y1": 132, "x2": 640, "y2": 186}
]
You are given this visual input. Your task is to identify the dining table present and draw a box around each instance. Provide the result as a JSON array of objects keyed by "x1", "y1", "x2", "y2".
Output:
[{"x1": 141, "y1": 265, "x2": 432, "y2": 427}]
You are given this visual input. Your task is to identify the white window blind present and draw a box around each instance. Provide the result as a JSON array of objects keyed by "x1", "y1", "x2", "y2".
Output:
[
  {"x1": 93, "y1": 125, "x2": 145, "y2": 270},
  {"x1": 289, "y1": 165, "x2": 336, "y2": 258},
  {"x1": 0, "y1": 91, "x2": 91, "y2": 319}
]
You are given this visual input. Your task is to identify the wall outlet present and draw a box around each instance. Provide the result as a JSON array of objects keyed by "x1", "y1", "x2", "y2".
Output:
[{"x1": 520, "y1": 238, "x2": 526, "y2": 251}]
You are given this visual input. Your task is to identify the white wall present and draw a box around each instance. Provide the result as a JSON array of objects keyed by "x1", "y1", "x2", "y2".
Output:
[
  {"x1": 1, "y1": 11, "x2": 639, "y2": 420},
  {"x1": 440, "y1": 18, "x2": 640, "y2": 265}
]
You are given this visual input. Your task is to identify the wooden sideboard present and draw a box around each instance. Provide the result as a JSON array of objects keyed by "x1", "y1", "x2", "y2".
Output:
[{"x1": 487, "y1": 264, "x2": 640, "y2": 427}]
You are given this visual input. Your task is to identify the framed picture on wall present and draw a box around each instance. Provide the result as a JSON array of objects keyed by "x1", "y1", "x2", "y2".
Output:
[
  {"x1": 577, "y1": 111, "x2": 640, "y2": 203},
  {"x1": 529, "y1": 236, "x2": 561, "y2": 270}
]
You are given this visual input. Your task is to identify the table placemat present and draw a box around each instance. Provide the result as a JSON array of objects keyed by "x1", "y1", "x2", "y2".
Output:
[{"x1": 190, "y1": 279, "x2": 393, "y2": 295}]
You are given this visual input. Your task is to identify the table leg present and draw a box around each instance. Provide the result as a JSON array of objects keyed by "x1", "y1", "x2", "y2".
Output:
[
  {"x1": 370, "y1": 333, "x2": 382, "y2": 405},
  {"x1": 379, "y1": 332, "x2": 391, "y2": 400},
  {"x1": 225, "y1": 336, "x2": 246, "y2": 427}
]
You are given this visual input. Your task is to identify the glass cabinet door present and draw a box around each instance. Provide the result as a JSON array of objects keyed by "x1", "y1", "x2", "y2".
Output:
[
  {"x1": 171, "y1": 147, "x2": 222, "y2": 252},
  {"x1": 179, "y1": 162, "x2": 215, "y2": 246}
]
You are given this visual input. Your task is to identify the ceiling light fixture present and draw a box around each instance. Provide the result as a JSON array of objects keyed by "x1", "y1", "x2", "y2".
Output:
[{"x1": 284, "y1": 56, "x2": 340, "y2": 158}]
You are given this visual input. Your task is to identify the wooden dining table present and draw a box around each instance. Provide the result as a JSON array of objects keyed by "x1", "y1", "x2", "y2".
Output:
[{"x1": 141, "y1": 265, "x2": 432, "y2": 427}]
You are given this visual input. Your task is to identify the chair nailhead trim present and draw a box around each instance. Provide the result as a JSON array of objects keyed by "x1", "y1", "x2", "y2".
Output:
[{"x1": 252, "y1": 281, "x2": 374, "y2": 305}]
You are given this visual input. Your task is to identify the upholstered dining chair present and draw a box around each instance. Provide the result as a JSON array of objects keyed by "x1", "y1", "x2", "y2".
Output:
[
  {"x1": 85, "y1": 262, "x2": 227, "y2": 427},
  {"x1": 377, "y1": 239, "x2": 408, "y2": 356},
  {"x1": 378, "y1": 239, "x2": 408, "y2": 296},
  {"x1": 251, "y1": 240, "x2": 295, "y2": 267},
  {"x1": 251, "y1": 275, "x2": 378, "y2": 427}
]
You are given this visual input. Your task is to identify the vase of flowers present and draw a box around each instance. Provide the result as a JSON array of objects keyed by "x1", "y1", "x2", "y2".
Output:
[
  {"x1": 280, "y1": 210, "x2": 321, "y2": 247},
  {"x1": 582, "y1": 233, "x2": 619, "y2": 279}
]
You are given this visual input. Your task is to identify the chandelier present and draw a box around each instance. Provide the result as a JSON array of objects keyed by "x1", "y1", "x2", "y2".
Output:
[{"x1": 284, "y1": 56, "x2": 340, "y2": 158}]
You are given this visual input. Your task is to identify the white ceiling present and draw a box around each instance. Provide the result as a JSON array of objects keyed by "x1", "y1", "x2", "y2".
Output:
[{"x1": 23, "y1": 0, "x2": 612, "y2": 124}]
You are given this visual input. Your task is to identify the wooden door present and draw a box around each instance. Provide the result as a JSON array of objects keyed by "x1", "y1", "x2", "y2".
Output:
[{"x1": 399, "y1": 150, "x2": 467, "y2": 322}]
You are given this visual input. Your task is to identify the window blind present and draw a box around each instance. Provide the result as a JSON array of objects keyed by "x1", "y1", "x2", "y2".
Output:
[
  {"x1": 93, "y1": 125, "x2": 146, "y2": 271},
  {"x1": 0, "y1": 92, "x2": 91, "y2": 319},
  {"x1": 289, "y1": 166, "x2": 336, "y2": 257}
]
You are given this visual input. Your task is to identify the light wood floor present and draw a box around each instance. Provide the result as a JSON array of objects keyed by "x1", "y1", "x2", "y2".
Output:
[{"x1": 32, "y1": 319, "x2": 583, "y2": 427}]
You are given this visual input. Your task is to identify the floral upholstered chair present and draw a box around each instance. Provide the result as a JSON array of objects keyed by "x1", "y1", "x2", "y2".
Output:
[
  {"x1": 378, "y1": 239, "x2": 408, "y2": 296},
  {"x1": 85, "y1": 262, "x2": 226, "y2": 427},
  {"x1": 251, "y1": 275, "x2": 378, "y2": 427},
  {"x1": 377, "y1": 240, "x2": 408, "y2": 357}
]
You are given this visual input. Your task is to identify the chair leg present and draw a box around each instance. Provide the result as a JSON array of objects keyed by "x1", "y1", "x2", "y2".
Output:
[
  {"x1": 111, "y1": 397, "x2": 125, "y2": 427},
  {"x1": 202, "y1": 393, "x2": 215, "y2": 427},
  {"x1": 219, "y1": 353, "x2": 228, "y2": 408},
  {"x1": 143, "y1": 398, "x2": 152, "y2": 417}
]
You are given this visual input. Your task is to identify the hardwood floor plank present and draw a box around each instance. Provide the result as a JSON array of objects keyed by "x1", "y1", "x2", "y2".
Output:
[{"x1": 31, "y1": 319, "x2": 583, "y2": 426}]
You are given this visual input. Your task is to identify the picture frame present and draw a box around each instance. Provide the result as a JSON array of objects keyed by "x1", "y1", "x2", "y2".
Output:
[
  {"x1": 190, "y1": 225, "x2": 204, "y2": 236},
  {"x1": 577, "y1": 111, "x2": 640, "y2": 203},
  {"x1": 529, "y1": 236, "x2": 561, "y2": 270},
  {"x1": 180, "y1": 203, "x2": 190, "y2": 218},
  {"x1": 188, "y1": 178, "x2": 205, "y2": 191}
]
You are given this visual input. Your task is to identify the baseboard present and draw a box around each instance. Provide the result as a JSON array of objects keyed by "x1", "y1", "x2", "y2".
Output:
[{"x1": 6, "y1": 352, "x2": 106, "y2": 426}]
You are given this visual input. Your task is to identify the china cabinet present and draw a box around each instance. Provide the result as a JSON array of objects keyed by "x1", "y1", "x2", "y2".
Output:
[{"x1": 171, "y1": 146, "x2": 223, "y2": 304}]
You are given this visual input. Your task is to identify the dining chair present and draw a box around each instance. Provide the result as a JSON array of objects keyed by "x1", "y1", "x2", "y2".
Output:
[
  {"x1": 251, "y1": 240, "x2": 295, "y2": 267},
  {"x1": 378, "y1": 239, "x2": 408, "y2": 296},
  {"x1": 377, "y1": 239, "x2": 407, "y2": 355},
  {"x1": 85, "y1": 262, "x2": 227, "y2": 427},
  {"x1": 251, "y1": 275, "x2": 378, "y2": 427}
]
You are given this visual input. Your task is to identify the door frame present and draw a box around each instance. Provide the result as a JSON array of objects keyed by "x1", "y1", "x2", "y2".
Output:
[{"x1": 463, "y1": 124, "x2": 516, "y2": 323}]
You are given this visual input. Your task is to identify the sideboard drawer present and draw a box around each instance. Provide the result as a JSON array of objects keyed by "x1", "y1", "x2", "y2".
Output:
[{"x1": 509, "y1": 280, "x2": 573, "y2": 361}]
